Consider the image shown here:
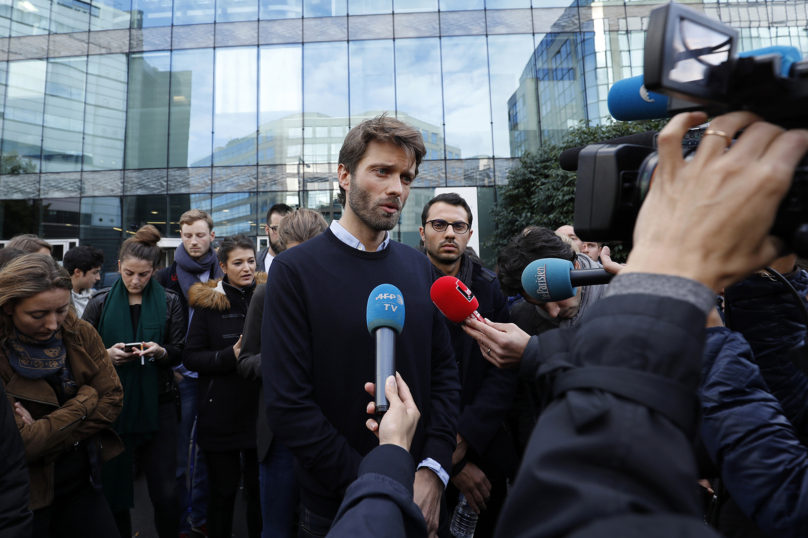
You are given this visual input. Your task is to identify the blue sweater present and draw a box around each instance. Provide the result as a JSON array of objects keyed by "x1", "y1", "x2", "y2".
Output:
[{"x1": 262, "y1": 229, "x2": 461, "y2": 518}]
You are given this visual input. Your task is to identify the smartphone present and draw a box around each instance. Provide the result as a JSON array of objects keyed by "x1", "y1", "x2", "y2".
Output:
[{"x1": 123, "y1": 342, "x2": 144, "y2": 353}]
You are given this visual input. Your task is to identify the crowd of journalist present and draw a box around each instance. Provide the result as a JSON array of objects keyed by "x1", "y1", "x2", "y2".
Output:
[{"x1": 2, "y1": 107, "x2": 808, "y2": 538}]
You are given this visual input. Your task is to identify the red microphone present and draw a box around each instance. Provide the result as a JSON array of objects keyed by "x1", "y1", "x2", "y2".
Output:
[{"x1": 430, "y1": 276, "x2": 485, "y2": 324}]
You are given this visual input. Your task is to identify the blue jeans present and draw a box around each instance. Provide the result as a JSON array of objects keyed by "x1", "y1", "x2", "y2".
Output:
[
  {"x1": 176, "y1": 375, "x2": 208, "y2": 532},
  {"x1": 259, "y1": 441, "x2": 299, "y2": 538}
]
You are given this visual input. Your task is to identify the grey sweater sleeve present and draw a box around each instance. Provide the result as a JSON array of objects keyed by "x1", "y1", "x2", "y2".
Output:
[{"x1": 604, "y1": 273, "x2": 715, "y2": 315}]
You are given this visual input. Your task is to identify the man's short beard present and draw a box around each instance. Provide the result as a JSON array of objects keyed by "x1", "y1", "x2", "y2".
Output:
[
  {"x1": 348, "y1": 176, "x2": 402, "y2": 232},
  {"x1": 426, "y1": 242, "x2": 463, "y2": 265},
  {"x1": 270, "y1": 239, "x2": 284, "y2": 254}
]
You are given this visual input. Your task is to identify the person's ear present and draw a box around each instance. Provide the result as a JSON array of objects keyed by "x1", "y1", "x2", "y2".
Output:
[
  {"x1": 574, "y1": 259, "x2": 581, "y2": 270},
  {"x1": 219, "y1": 261, "x2": 227, "y2": 273},
  {"x1": 117, "y1": 260, "x2": 121, "y2": 273},
  {"x1": 419, "y1": 226, "x2": 426, "y2": 242},
  {"x1": 338, "y1": 164, "x2": 351, "y2": 195}
]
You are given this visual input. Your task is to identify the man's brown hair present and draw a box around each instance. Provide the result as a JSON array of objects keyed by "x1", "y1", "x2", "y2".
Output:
[
  {"x1": 179, "y1": 209, "x2": 214, "y2": 232},
  {"x1": 337, "y1": 114, "x2": 426, "y2": 207}
]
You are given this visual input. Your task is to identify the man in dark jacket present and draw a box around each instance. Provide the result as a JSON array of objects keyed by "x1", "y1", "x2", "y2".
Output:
[
  {"x1": 0, "y1": 380, "x2": 32, "y2": 537},
  {"x1": 256, "y1": 203, "x2": 292, "y2": 274},
  {"x1": 419, "y1": 193, "x2": 517, "y2": 535},
  {"x1": 154, "y1": 209, "x2": 222, "y2": 538},
  {"x1": 263, "y1": 115, "x2": 460, "y2": 538}
]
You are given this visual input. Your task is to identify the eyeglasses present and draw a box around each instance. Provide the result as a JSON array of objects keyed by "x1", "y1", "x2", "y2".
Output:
[
  {"x1": 426, "y1": 219, "x2": 470, "y2": 234},
  {"x1": 268, "y1": 225, "x2": 279, "y2": 233}
]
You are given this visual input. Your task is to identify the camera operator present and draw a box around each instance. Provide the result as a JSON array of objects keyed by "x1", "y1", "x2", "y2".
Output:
[{"x1": 458, "y1": 110, "x2": 808, "y2": 537}]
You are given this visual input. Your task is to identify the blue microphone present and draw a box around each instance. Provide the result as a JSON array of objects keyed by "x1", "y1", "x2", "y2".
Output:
[
  {"x1": 521, "y1": 259, "x2": 614, "y2": 302},
  {"x1": 366, "y1": 284, "x2": 405, "y2": 415},
  {"x1": 609, "y1": 45, "x2": 803, "y2": 121}
]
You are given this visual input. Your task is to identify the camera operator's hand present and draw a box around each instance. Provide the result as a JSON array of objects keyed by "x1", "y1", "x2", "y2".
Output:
[
  {"x1": 463, "y1": 318, "x2": 530, "y2": 369},
  {"x1": 622, "y1": 111, "x2": 808, "y2": 292},
  {"x1": 600, "y1": 246, "x2": 623, "y2": 275},
  {"x1": 364, "y1": 372, "x2": 420, "y2": 451}
]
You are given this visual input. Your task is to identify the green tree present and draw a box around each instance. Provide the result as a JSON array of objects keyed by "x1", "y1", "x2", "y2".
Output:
[{"x1": 486, "y1": 118, "x2": 670, "y2": 264}]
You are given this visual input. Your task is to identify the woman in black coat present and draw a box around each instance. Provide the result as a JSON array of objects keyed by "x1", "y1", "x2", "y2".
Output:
[{"x1": 183, "y1": 234, "x2": 263, "y2": 538}]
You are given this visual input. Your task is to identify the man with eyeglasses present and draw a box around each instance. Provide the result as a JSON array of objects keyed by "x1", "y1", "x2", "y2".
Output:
[
  {"x1": 419, "y1": 193, "x2": 518, "y2": 538},
  {"x1": 257, "y1": 203, "x2": 293, "y2": 274}
]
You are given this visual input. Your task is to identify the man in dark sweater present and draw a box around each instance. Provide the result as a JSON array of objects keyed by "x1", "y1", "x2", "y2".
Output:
[
  {"x1": 419, "y1": 193, "x2": 518, "y2": 536},
  {"x1": 263, "y1": 115, "x2": 461, "y2": 538}
]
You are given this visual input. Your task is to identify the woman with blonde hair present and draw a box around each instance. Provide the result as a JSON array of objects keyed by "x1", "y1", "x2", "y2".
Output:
[
  {"x1": 83, "y1": 225, "x2": 186, "y2": 538},
  {"x1": 0, "y1": 253, "x2": 123, "y2": 537}
]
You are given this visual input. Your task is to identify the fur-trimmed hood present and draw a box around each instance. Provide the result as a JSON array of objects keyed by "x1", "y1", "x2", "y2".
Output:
[{"x1": 188, "y1": 272, "x2": 267, "y2": 311}]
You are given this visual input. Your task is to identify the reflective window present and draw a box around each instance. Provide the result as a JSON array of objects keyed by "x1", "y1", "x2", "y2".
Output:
[
  {"x1": 10, "y1": 0, "x2": 50, "y2": 36},
  {"x1": 488, "y1": 34, "x2": 539, "y2": 158},
  {"x1": 123, "y1": 195, "x2": 168, "y2": 237},
  {"x1": 84, "y1": 55, "x2": 127, "y2": 171},
  {"x1": 259, "y1": 44, "x2": 302, "y2": 165},
  {"x1": 303, "y1": 42, "x2": 348, "y2": 164},
  {"x1": 217, "y1": 0, "x2": 259, "y2": 22},
  {"x1": 304, "y1": 0, "x2": 346, "y2": 17},
  {"x1": 0, "y1": 63, "x2": 7, "y2": 151},
  {"x1": 393, "y1": 0, "x2": 436, "y2": 13},
  {"x1": 40, "y1": 197, "x2": 81, "y2": 239},
  {"x1": 2, "y1": 59, "x2": 46, "y2": 174},
  {"x1": 349, "y1": 40, "x2": 394, "y2": 125},
  {"x1": 131, "y1": 0, "x2": 173, "y2": 27},
  {"x1": 0, "y1": 5, "x2": 11, "y2": 38},
  {"x1": 213, "y1": 47, "x2": 258, "y2": 166},
  {"x1": 90, "y1": 0, "x2": 132, "y2": 30},
  {"x1": 395, "y1": 38, "x2": 443, "y2": 160},
  {"x1": 125, "y1": 52, "x2": 171, "y2": 169},
  {"x1": 440, "y1": 0, "x2": 482, "y2": 11},
  {"x1": 535, "y1": 32, "x2": 587, "y2": 144},
  {"x1": 80, "y1": 196, "x2": 122, "y2": 245},
  {"x1": 485, "y1": 0, "x2": 530, "y2": 7},
  {"x1": 260, "y1": 0, "x2": 301, "y2": 20},
  {"x1": 0, "y1": 199, "x2": 41, "y2": 239},
  {"x1": 170, "y1": 49, "x2": 214, "y2": 167},
  {"x1": 50, "y1": 0, "x2": 91, "y2": 33},
  {"x1": 174, "y1": 0, "x2": 215, "y2": 25},
  {"x1": 395, "y1": 187, "x2": 434, "y2": 246},
  {"x1": 42, "y1": 57, "x2": 87, "y2": 173},
  {"x1": 212, "y1": 192, "x2": 256, "y2": 236},
  {"x1": 441, "y1": 36, "x2": 491, "y2": 159},
  {"x1": 348, "y1": 0, "x2": 390, "y2": 15}
]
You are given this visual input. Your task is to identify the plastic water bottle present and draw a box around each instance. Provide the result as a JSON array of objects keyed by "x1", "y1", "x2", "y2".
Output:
[{"x1": 450, "y1": 493, "x2": 478, "y2": 538}]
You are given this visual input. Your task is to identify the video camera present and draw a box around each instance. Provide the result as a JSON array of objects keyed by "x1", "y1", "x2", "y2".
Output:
[{"x1": 572, "y1": 2, "x2": 808, "y2": 256}]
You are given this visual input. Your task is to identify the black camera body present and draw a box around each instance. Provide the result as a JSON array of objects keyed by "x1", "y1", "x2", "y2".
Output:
[{"x1": 573, "y1": 2, "x2": 808, "y2": 256}]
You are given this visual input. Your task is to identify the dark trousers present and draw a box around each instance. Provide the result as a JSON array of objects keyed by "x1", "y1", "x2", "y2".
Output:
[
  {"x1": 33, "y1": 481, "x2": 120, "y2": 538},
  {"x1": 33, "y1": 444, "x2": 120, "y2": 538},
  {"x1": 298, "y1": 505, "x2": 333, "y2": 538},
  {"x1": 113, "y1": 401, "x2": 180, "y2": 538},
  {"x1": 204, "y1": 447, "x2": 262, "y2": 538}
]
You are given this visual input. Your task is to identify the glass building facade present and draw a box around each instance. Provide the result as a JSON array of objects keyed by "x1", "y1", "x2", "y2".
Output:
[{"x1": 0, "y1": 0, "x2": 806, "y2": 271}]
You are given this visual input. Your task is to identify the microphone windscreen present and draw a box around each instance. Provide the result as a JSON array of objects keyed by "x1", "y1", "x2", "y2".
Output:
[
  {"x1": 430, "y1": 276, "x2": 480, "y2": 324},
  {"x1": 367, "y1": 284, "x2": 405, "y2": 335},
  {"x1": 558, "y1": 131, "x2": 657, "y2": 171},
  {"x1": 608, "y1": 76, "x2": 671, "y2": 121},
  {"x1": 521, "y1": 259, "x2": 576, "y2": 302}
]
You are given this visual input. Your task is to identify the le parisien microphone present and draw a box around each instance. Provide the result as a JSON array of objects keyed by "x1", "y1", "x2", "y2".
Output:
[
  {"x1": 430, "y1": 276, "x2": 485, "y2": 324},
  {"x1": 521, "y1": 258, "x2": 614, "y2": 302},
  {"x1": 366, "y1": 284, "x2": 405, "y2": 415}
]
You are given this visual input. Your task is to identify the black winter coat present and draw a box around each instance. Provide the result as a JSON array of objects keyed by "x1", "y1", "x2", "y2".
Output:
[
  {"x1": 0, "y1": 380, "x2": 32, "y2": 537},
  {"x1": 82, "y1": 286, "x2": 186, "y2": 398},
  {"x1": 183, "y1": 275, "x2": 263, "y2": 452}
]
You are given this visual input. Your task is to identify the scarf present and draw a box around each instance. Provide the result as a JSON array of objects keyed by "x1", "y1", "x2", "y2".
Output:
[
  {"x1": 174, "y1": 244, "x2": 223, "y2": 299},
  {"x1": 96, "y1": 276, "x2": 166, "y2": 511},
  {"x1": 6, "y1": 327, "x2": 76, "y2": 400}
]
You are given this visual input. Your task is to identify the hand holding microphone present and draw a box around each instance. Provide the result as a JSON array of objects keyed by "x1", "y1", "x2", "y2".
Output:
[
  {"x1": 366, "y1": 284, "x2": 405, "y2": 416},
  {"x1": 364, "y1": 372, "x2": 420, "y2": 452}
]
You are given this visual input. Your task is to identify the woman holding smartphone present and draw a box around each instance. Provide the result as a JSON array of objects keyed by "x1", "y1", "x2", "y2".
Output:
[
  {"x1": 82, "y1": 225, "x2": 185, "y2": 538},
  {"x1": 184, "y1": 234, "x2": 263, "y2": 538},
  {"x1": 0, "y1": 253, "x2": 123, "y2": 538}
]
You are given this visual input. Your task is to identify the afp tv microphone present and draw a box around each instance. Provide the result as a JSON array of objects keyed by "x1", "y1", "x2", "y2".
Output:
[
  {"x1": 367, "y1": 284, "x2": 405, "y2": 415},
  {"x1": 521, "y1": 258, "x2": 613, "y2": 302}
]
